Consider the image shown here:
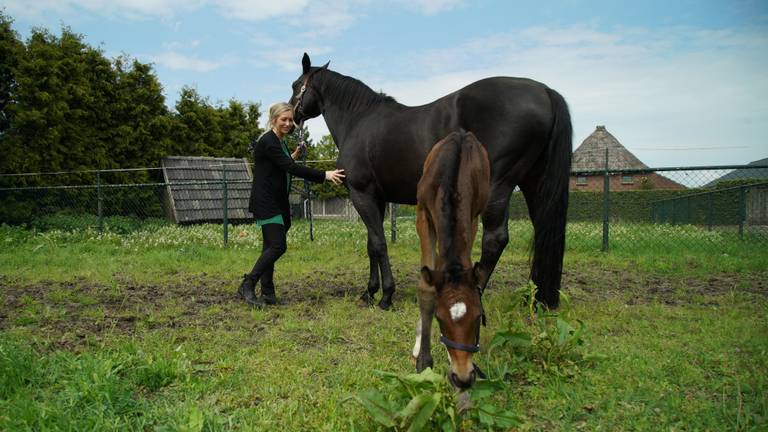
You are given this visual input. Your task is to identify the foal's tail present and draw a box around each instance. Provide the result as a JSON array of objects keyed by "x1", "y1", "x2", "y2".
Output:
[{"x1": 531, "y1": 88, "x2": 572, "y2": 308}]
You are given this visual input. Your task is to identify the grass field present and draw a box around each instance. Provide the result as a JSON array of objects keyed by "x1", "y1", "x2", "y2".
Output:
[{"x1": 1, "y1": 219, "x2": 766, "y2": 431}]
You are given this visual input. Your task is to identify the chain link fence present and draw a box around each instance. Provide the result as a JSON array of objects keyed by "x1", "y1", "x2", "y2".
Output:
[
  {"x1": 1, "y1": 163, "x2": 767, "y2": 252},
  {"x1": 510, "y1": 164, "x2": 768, "y2": 253}
]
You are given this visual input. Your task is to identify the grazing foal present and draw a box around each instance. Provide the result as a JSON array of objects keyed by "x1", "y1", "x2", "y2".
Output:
[{"x1": 412, "y1": 130, "x2": 491, "y2": 389}]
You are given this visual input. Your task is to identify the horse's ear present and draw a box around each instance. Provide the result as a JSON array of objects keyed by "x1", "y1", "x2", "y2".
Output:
[
  {"x1": 321, "y1": 60, "x2": 330, "y2": 70},
  {"x1": 302, "y1": 53, "x2": 311, "y2": 74}
]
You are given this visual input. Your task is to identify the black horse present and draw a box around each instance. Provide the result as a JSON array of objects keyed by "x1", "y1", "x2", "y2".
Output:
[{"x1": 290, "y1": 53, "x2": 571, "y2": 311}]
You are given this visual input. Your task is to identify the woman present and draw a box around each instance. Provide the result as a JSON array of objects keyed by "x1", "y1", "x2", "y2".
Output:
[{"x1": 238, "y1": 102, "x2": 345, "y2": 307}]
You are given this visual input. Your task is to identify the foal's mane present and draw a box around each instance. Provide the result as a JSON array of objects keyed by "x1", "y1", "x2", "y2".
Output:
[
  {"x1": 437, "y1": 132, "x2": 465, "y2": 284},
  {"x1": 318, "y1": 69, "x2": 397, "y2": 111}
]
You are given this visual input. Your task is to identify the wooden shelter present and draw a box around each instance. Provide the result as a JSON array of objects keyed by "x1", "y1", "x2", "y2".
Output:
[
  {"x1": 161, "y1": 156, "x2": 252, "y2": 223},
  {"x1": 570, "y1": 125, "x2": 684, "y2": 191}
]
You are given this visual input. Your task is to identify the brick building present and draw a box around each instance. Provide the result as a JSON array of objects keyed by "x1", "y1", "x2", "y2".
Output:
[{"x1": 570, "y1": 125, "x2": 685, "y2": 191}]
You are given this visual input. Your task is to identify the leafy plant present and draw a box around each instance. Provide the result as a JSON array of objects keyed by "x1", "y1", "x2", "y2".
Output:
[
  {"x1": 344, "y1": 368, "x2": 518, "y2": 431},
  {"x1": 489, "y1": 282, "x2": 598, "y2": 379}
]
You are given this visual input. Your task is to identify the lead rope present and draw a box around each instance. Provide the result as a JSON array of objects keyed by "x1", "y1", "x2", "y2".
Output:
[{"x1": 296, "y1": 121, "x2": 314, "y2": 241}]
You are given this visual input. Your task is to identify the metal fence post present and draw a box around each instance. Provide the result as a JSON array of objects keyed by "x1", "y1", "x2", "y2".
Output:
[
  {"x1": 306, "y1": 184, "x2": 314, "y2": 242},
  {"x1": 707, "y1": 193, "x2": 713, "y2": 231},
  {"x1": 97, "y1": 170, "x2": 104, "y2": 233},
  {"x1": 738, "y1": 186, "x2": 746, "y2": 239},
  {"x1": 602, "y1": 148, "x2": 610, "y2": 252},
  {"x1": 222, "y1": 165, "x2": 228, "y2": 246}
]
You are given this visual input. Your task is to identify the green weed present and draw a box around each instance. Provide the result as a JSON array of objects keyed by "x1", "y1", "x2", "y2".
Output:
[{"x1": 345, "y1": 368, "x2": 518, "y2": 431}]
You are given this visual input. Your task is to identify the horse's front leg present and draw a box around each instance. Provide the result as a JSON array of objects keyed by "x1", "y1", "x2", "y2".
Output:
[
  {"x1": 413, "y1": 205, "x2": 436, "y2": 370},
  {"x1": 350, "y1": 189, "x2": 395, "y2": 310},
  {"x1": 478, "y1": 185, "x2": 514, "y2": 293},
  {"x1": 413, "y1": 292, "x2": 435, "y2": 371}
]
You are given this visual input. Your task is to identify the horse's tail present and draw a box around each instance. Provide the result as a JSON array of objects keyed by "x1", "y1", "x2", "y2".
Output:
[
  {"x1": 531, "y1": 88, "x2": 572, "y2": 308},
  {"x1": 440, "y1": 131, "x2": 464, "y2": 282}
]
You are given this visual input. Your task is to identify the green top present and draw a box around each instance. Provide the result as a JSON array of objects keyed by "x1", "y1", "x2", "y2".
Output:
[{"x1": 255, "y1": 139, "x2": 292, "y2": 226}]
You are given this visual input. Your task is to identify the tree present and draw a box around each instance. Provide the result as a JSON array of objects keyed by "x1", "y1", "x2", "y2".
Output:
[
  {"x1": 171, "y1": 87, "x2": 262, "y2": 159},
  {"x1": 0, "y1": 11, "x2": 21, "y2": 136},
  {"x1": 0, "y1": 12, "x2": 23, "y2": 177},
  {"x1": 6, "y1": 26, "x2": 117, "y2": 181},
  {"x1": 111, "y1": 56, "x2": 172, "y2": 175}
]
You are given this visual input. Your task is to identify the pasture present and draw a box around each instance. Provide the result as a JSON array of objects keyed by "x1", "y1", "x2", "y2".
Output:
[{"x1": 1, "y1": 219, "x2": 766, "y2": 430}]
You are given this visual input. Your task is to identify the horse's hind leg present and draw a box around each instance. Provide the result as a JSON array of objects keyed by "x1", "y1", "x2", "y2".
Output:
[
  {"x1": 520, "y1": 178, "x2": 566, "y2": 309},
  {"x1": 349, "y1": 189, "x2": 396, "y2": 310},
  {"x1": 478, "y1": 184, "x2": 515, "y2": 293}
]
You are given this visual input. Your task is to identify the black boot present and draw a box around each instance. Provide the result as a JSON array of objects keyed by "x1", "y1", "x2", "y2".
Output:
[
  {"x1": 254, "y1": 293, "x2": 277, "y2": 307},
  {"x1": 254, "y1": 284, "x2": 277, "y2": 306},
  {"x1": 236, "y1": 274, "x2": 259, "y2": 305},
  {"x1": 255, "y1": 267, "x2": 278, "y2": 307}
]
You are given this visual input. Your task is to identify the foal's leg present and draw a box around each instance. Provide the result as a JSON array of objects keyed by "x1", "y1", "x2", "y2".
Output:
[
  {"x1": 414, "y1": 205, "x2": 436, "y2": 371},
  {"x1": 478, "y1": 184, "x2": 515, "y2": 293},
  {"x1": 349, "y1": 189, "x2": 396, "y2": 310}
]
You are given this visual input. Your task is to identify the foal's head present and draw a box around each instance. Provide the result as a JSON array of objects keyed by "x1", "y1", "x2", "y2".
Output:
[{"x1": 421, "y1": 262, "x2": 484, "y2": 389}]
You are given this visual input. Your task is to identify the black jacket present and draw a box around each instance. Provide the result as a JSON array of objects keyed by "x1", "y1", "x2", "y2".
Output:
[{"x1": 248, "y1": 129, "x2": 325, "y2": 219}]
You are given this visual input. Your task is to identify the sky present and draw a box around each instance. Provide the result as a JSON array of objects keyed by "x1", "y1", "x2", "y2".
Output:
[{"x1": 2, "y1": 0, "x2": 767, "y2": 167}]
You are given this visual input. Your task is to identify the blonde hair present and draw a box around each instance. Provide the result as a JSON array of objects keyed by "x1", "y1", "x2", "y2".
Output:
[{"x1": 268, "y1": 102, "x2": 293, "y2": 128}]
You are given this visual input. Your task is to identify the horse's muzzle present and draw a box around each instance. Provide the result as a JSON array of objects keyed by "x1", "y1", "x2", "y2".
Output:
[{"x1": 449, "y1": 369, "x2": 476, "y2": 389}]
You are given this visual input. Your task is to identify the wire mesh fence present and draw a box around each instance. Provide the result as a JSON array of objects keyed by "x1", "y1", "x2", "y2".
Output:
[
  {"x1": 511, "y1": 164, "x2": 768, "y2": 253},
  {"x1": 1, "y1": 163, "x2": 767, "y2": 252}
]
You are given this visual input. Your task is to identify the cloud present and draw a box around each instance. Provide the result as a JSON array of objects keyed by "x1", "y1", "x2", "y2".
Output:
[
  {"x1": 314, "y1": 24, "x2": 767, "y2": 166},
  {"x1": 2, "y1": 0, "x2": 201, "y2": 21},
  {"x1": 149, "y1": 51, "x2": 228, "y2": 72},
  {"x1": 395, "y1": 0, "x2": 465, "y2": 15},
  {"x1": 213, "y1": 0, "x2": 309, "y2": 21}
]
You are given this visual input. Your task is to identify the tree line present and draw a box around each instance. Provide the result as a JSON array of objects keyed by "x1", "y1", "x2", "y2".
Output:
[{"x1": 0, "y1": 12, "x2": 267, "y2": 185}]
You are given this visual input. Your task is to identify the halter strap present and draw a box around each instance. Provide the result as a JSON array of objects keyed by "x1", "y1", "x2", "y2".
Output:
[
  {"x1": 294, "y1": 65, "x2": 327, "y2": 118},
  {"x1": 439, "y1": 335, "x2": 480, "y2": 353}
]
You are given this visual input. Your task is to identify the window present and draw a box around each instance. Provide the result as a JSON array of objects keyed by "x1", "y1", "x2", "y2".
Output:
[
  {"x1": 576, "y1": 176, "x2": 588, "y2": 186},
  {"x1": 621, "y1": 175, "x2": 634, "y2": 185}
]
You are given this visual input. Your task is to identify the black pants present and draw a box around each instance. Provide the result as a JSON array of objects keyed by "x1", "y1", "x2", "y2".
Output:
[{"x1": 249, "y1": 216, "x2": 289, "y2": 296}]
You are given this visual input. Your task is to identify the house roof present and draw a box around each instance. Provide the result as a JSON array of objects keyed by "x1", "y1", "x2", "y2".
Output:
[
  {"x1": 161, "y1": 156, "x2": 252, "y2": 223},
  {"x1": 706, "y1": 157, "x2": 768, "y2": 186},
  {"x1": 571, "y1": 125, "x2": 648, "y2": 171}
]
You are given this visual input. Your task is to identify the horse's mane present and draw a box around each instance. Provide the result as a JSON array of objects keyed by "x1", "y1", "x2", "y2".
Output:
[
  {"x1": 319, "y1": 69, "x2": 397, "y2": 111},
  {"x1": 438, "y1": 132, "x2": 464, "y2": 283}
]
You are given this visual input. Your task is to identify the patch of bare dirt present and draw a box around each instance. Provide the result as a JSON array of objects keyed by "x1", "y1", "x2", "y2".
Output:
[{"x1": 1, "y1": 266, "x2": 765, "y2": 352}]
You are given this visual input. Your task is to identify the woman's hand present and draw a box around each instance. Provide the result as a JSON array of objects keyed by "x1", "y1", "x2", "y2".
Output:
[
  {"x1": 325, "y1": 169, "x2": 345, "y2": 185},
  {"x1": 291, "y1": 143, "x2": 306, "y2": 159}
]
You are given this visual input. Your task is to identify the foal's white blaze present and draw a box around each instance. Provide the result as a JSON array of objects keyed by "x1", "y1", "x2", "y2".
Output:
[
  {"x1": 449, "y1": 302, "x2": 467, "y2": 321},
  {"x1": 412, "y1": 319, "x2": 422, "y2": 358}
]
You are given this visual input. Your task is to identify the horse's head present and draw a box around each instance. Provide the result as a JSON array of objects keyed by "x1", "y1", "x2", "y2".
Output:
[
  {"x1": 421, "y1": 262, "x2": 484, "y2": 389},
  {"x1": 290, "y1": 53, "x2": 329, "y2": 124}
]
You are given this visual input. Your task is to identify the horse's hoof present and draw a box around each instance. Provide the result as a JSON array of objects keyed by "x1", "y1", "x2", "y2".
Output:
[
  {"x1": 357, "y1": 292, "x2": 375, "y2": 307},
  {"x1": 378, "y1": 298, "x2": 392, "y2": 310},
  {"x1": 416, "y1": 356, "x2": 433, "y2": 372}
]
